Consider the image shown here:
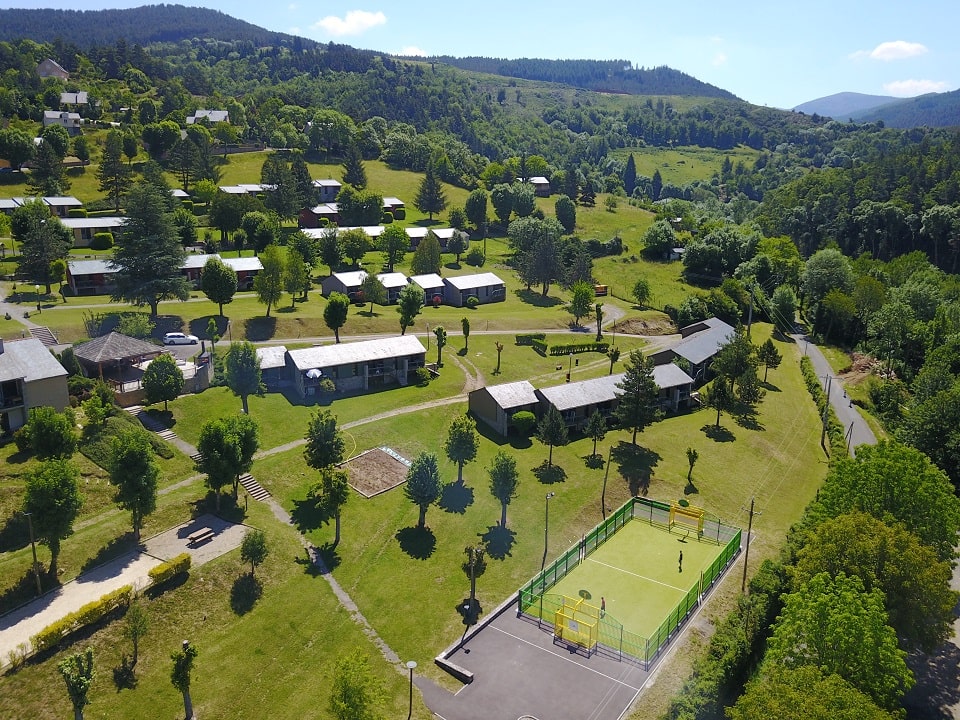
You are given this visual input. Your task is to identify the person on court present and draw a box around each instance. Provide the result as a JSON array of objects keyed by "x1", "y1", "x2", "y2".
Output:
[
  {"x1": 678, "y1": 550, "x2": 683, "y2": 572},
  {"x1": 600, "y1": 596, "x2": 606, "y2": 617}
]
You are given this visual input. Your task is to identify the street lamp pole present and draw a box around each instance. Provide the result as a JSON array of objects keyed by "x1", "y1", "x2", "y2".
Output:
[
  {"x1": 542, "y1": 492, "x2": 555, "y2": 569},
  {"x1": 35, "y1": 284, "x2": 41, "y2": 313},
  {"x1": 24, "y1": 512, "x2": 42, "y2": 596},
  {"x1": 406, "y1": 660, "x2": 417, "y2": 720}
]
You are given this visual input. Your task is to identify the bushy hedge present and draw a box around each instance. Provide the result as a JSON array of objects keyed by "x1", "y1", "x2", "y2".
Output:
[
  {"x1": 31, "y1": 585, "x2": 132, "y2": 654},
  {"x1": 67, "y1": 208, "x2": 88, "y2": 218},
  {"x1": 81, "y1": 413, "x2": 175, "y2": 470},
  {"x1": 548, "y1": 342, "x2": 609, "y2": 356},
  {"x1": 531, "y1": 339, "x2": 548, "y2": 355},
  {"x1": 515, "y1": 333, "x2": 546, "y2": 346},
  {"x1": 799, "y1": 356, "x2": 847, "y2": 459},
  {"x1": 89, "y1": 232, "x2": 114, "y2": 251},
  {"x1": 511, "y1": 410, "x2": 536, "y2": 436},
  {"x1": 148, "y1": 552, "x2": 192, "y2": 586},
  {"x1": 465, "y1": 247, "x2": 485, "y2": 266}
]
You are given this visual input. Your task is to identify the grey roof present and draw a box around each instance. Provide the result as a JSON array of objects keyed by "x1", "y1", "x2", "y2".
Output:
[
  {"x1": 0, "y1": 199, "x2": 20, "y2": 211},
  {"x1": 672, "y1": 317, "x2": 735, "y2": 365},
  {"x1": 187, "y1": 109, "x2": 228, "y2": 124},
  {"x1": 652, "y1": 363, "x2": 695, "y2": 389},
  {"x1": 444, "y1": 273, "x2": 505, "y2": 291},
  {"x1": 288, "y1": 336, "x2": 426, "y2": 372},
  {"x1": 43, "y1": 110, "x2": 81, "y2": 121},
  {"x1": 218, "y1": 185, "x2": 248, "y2": 194},
  {"x1": 43, "y1": 196, "x2": 83, "y2": 207},
  {"x1": 171, "y1": 188, "x2": 190, "y2": 198},
  {"x1": 182, "y1": 253, "x2": 217, "y2": 270},
  {"x1": 483, "y1": 381, "x2": 538, "y2": 410},
  {"x1": 405, "y1": 227, "x2": 456, "y2": 240},
  {"x1": 307, "y1": 203, "x2": 338, "y2": 214},
  {"x1": 338, "y1": 225, "x2": 385, "y2": 238},
  {"x1": 0, "y1": 338, "x2": 68, "y2": 383},
  {"x1": 377, "y1": 272, "x2": 408, "y2": 289},
  {"x1": 383, "y1": 196, "x2": 404, "y2": 207},
  {"x1": 409, "y1": 273, "x2": 444, "y2": 290},
  {"x1": 60, "y1": 217, "x2": 124, "y2": 229},
  {"x1": 222, "y1": 256, "x2": 263, "y2": 272},
  {"x1": 528, "y1": 176, "x2": 549, "y2": 184},
  {"x1": 68, "y1": 258, "x2": 115, "y2": 276},
  {"x1": 256, "y1": 345, "x2": 288, "y2": 370},
  {"x1": 74, "y1": 332, "x2": 163, "y2": 364},
  {"x1": 538, "y1": 374, "x2": 626, "y2": 411},
  {"x1": 60, "y1": 91, "x2": 88, "y2": 104},
  {"x1": 312, "y1": 179, "x2": 342, "y2": 188}
]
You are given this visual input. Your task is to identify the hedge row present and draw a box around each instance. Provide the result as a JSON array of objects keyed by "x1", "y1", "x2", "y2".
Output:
[
  {"x1": 799, "y1": 356, "x2": 848, "y2": 460},
  {"x1": 148, "y1": 552, "x2": 192, "y2": 586},
  {"x1": 531, "y1": 339, "x2": 548, "y2": 355},
  {"x1": 547, "y1": 342, "x2": 609, "y2": 356},
  {"x1": 515, "y1": 333, "x2": 546, "y2": 346},
  {"x1": 31, "y1": 584, "x2": 132, "y2": 654}
]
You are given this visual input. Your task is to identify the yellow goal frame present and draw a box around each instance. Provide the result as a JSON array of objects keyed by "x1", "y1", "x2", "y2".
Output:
[{"x1": 669, "y1": 503, "x2": 705, "y2": 536}]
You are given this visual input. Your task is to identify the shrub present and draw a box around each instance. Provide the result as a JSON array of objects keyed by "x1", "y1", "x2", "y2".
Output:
[
  {"x1": 32, "y1": 585, "x2": 132, "y2": 654},
  {"x1": 511, "y1": 411, "x2": 537, "y2": 436},
  {"x1": 548, "y1": 342, "x2": 609, "y2": 356},
  {"x1": 89, "y1": 232, "x2": 114, "y2": 251},
  {"x1": 531, "y1": 339, "x2": 548, "y2": 355},
  {"x1": 466, "y1": 295, "x2": 479, "y2": 309},
  {"x1": 318, "y1": 377, "x2": 336, "y2": 394},
  {"x1": 67, "y1": 208, "x2": 88, "y2": 218},
  {"x1": 393, "y1": 207, "x2": 406, "y2": 220},
  {"x1": 148, "y1": 553, "x2": 192, "y2": 586},
  {"x1": 381, "y1": 211, "x2": 394, "y2": 224},
  {"x1": 515, "y1": 333, "x2": 546, "y2": 346},
  {"x1": 181, "y1": 199, "x2": 194, "y2": 212},
  {"x1": 465, "y1": 247, "x2": 486, "y2": 267},
  {"x1": 414, "y1": 367, "x2": 432, "y2": 386}
]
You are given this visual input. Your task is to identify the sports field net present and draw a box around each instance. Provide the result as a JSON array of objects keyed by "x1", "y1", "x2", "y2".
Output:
[{"x1": 517, "y1": 496, "x2": 741, "y2": 666}]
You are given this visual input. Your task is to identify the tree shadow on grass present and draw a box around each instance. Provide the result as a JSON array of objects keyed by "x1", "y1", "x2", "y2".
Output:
[
  {"x1": 480, "y1": 524, "x2": 516, "y2": 560},
  {"x1": 610, "y1": 441, "x2": 661, "y2": 497},
  {"x1": 0, "y1": 570, "x2": 49, "y2": 616},
  {"x1": 761, "y1": 381, "x2": 781, "y2": 393},
  {"x1": 439, "y1": 482, "x2": 474, "y2": 514},
  {"x1": 81, "y1": 533, "x2": 137, "y2": 574},
  {"x1": 290, "y1": 496, "x2": 330, "y2": 533},
  {"x1": 702, "y1": 424, "x2": 735, "y2": 442},
  {"x1": 230, "y1": 573, "x2": 262, "y2": 615},
  {"x1": 244, "y1": 316, "x2": 277, "y2": 342},
  {"x1": 584, "y1": 454, "x2": 604, "y2": 470},
  {"x1": 396, "y1": 526, "x2": 436, "y2": 559},
  {"x1": 684, "y1": 480, "x2": 699, "y2": 496},
  {"x1": 514, "y1": 288, "x2": 563, "y2": 308},
  {"x1": 532, "y1": 461, "x2": 567, "y2": 484},
  {"x1": 0, "y1": 513, "x2": 29, "y2": 553},
  {"x1": 457, "y1": 597, "x2": 483, "y2": 626},
  {"x1": 3, "y1": 448, "x2": 32, "y2": 465},
  {"x1": 112, "y1": 656, "x2": 138, "y2": 691},
  {"x1": 143, "y1": 408, "x2": 174, "y2": 428},
  {"x1": 734, "y1": 410, "x2": 764, "y2": 431}
]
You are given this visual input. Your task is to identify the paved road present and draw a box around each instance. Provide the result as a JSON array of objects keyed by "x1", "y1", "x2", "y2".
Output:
[{"x1": 792, "y1": 333, "x2": 876, "y2": 455}]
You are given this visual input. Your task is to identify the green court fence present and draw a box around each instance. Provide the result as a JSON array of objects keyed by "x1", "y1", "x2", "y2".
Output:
[{"x1": 517, "y1": 496, "x2": 742, "y2": 667}]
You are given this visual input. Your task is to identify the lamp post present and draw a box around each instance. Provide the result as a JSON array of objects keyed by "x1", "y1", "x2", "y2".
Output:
[
  {"x1": 35, "y1": 284, "x2": 41, "y2": 313},
  {"x1": 23, "y1": 512, "x2": 42, "y2": 596},
  {"x1": 542, "y1": 492, "x2": 555, "y2": 569},
  {"x1": 406, "y1": 660, "x2": 417, "y2": 720}
]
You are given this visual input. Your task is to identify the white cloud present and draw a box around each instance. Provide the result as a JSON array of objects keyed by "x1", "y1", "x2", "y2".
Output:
[
  {"x1": 883, "y1": 79, "x2": 951, "y2": 96},
  {"x1": 712, "y1": 52, "x2": 727, "y2": 67},
  {"x1": 314, "y1": 10, "x2": 386, "y2": 37},
  {"x1": 396, "y1": 46, "x2": 427, "y2": 57},
  {"x1": 288, "y1": 3, "x2": 298, "y2": 10},
  {"x1": 850, "y1": 40, "x2": 928, "y2": 62}
]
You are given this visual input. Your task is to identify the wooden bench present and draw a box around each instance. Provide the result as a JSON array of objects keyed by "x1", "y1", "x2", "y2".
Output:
[{"x1": 187, "y1": 528, "x2": 215, "y2": 545}]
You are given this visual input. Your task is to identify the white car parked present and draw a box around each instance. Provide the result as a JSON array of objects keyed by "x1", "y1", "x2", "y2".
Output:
[{"x1": 163, "y1": 332, "x2": 199, "y2": 345}]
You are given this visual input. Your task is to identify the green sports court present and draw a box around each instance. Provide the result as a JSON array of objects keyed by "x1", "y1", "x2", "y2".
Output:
[{"x1": 517, "y1": 497, "x2": 742, "y2": 664}]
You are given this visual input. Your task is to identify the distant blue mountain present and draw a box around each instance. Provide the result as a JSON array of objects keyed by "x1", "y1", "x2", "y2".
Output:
[{"x1": 793, "y1": 92, "x2": 897, "y2": 119}]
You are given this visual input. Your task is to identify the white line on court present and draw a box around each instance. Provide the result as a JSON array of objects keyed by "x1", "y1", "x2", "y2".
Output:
[
  {"x1": 587, "y1": 557, "x2": 688, "y2": 593},
  {"x1": 490, "y1": 625, "x2": 643, "y2": 691}
]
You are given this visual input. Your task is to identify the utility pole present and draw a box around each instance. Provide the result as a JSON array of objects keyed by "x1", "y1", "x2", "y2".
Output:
[
  {"x1": 741, "y1": 498, "x2": 754, "y2": 593},
  {"x1": 819, "y1": 375, "x2": 832, "y2": 451}
]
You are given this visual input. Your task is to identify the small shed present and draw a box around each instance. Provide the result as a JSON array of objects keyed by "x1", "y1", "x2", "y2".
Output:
[
  {"x1": 528, "y1": 176, "x2": 551, "y2": 197},
  {"x1": 313, "y1": 179, "x2": 342, "y2": 203},
  {"x1": 443, "y1": 273, "x2": 506, "y2": 307},
  {"x1": 468, "y1": 381, "x2": 539, "y2": 436},
  {"x1": 256, "y1": 345, "x2": 288, "y2": 389},
  {"x1": 321, "y1": 270, "x2": 368, "y2": 300},
  {"x1": 408, "y1": 273, "x2": 445, "y2": 306}
]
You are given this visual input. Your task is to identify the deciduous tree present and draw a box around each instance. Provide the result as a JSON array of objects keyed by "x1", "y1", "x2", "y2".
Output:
[
  {"x1": 312, "y1": 468, "x2": 350, "y2": 547},
  {"x1": 23, "y1": 459, "x2": 82, "y2": 578},
  {"x1": 410, "y1": 232, "x2": 442, "y2": 275},
  {"x1": 756, "y1": 338, "x2": 783, "y2": 382},
  {"x1": 170, "y1": 641, "x2": 198, "y2": 720},
  {"x1": 569, "y1": 280, "x2": 594, "y2": 326},
  {"x1": 359, "y1": 273, "x2": 387, "y2": 314},
  {"x1": 632, "y1": 277, "x2": 652, "y2": 308},
  {"x1": 585, "y1": 410, "x2": 607, "y2": 458},
  {"x1": 444, "y1": 414, "x2": 479, "y2": 485},
  {"x1": 201, "y1": 256, "x2": 237, "y2": 316},
  {"x1": 20, "y1": 406, "x2": 77, "y2": 459},
  {"x1": 396, "y1": 283, "x2": 422, "y2": 336},
  {"x1": 328, "y1": 650, "x2": 384, "y2": 720},
  {"x1": 196, "y1": 414, "x2": 260, "y2": 510},
  {"x1": 304, "y1": 409, "x2": 346, "y2": 471},
  {"x1": 225, "y1": 341, "x2": 262, "y2": 415},
  {"x1": 108, "y1": 429, "x2": 159, "y2": 541},
  {"x1": 465, "y1": 188, "x2": 488, "y2": 232},
  {"x1": 377, "y1": 224, "x2": 408, "y2": 272},
  {"x1": 324, "y1": 292, "x2": 351, "y2": 343},
  {"x1": 143, "y1": 354, "x2": 184, "y2": 411},
  {"x1": 240, "y1": 529, "x2": 268, "y2": 577},
  {"x1": 766, "y1": 572, "x2": 912, "y2": 710},
  {"x1": 339, "y1": 228, "x2": 370, "y2": 268},
  {"x1": 254, "y1": 244, "x2": 284, "y2": 316},
  {"x1": 59, "y1": 648, "x2": 94, "y2": 720},
  {"x1": 433, "y1": 325, "x2": 447, "y2": 367},
  {"x1": 11, "y1": 200, "x2": 72, "y2": 294}
]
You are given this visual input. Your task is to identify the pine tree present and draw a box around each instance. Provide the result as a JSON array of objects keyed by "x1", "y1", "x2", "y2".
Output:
[
  {"x1": 623, "y1": 153, "x2": 637, "y2": 196},
  {"x1": 415, "y1": 164, "x2": 447, "y2": 220},
  {"x1": 614, "y1": 349, "x2": 663, "y2": 444},
  {"x1": 97, "y1": 129, "x2": 130, "y2": 212},
  {"x1": 341, "y1": 143, "x2": 367, "y2": 189}
]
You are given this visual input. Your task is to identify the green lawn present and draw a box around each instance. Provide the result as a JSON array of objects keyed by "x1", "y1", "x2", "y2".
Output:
[{"x1": 608, "y1": 145, "x2": 762, "y2": 188}]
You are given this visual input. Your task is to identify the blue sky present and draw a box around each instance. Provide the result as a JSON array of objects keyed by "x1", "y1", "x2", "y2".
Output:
[{"x1": 15, "y1": 1, "x2": 960, "y2": 109}]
